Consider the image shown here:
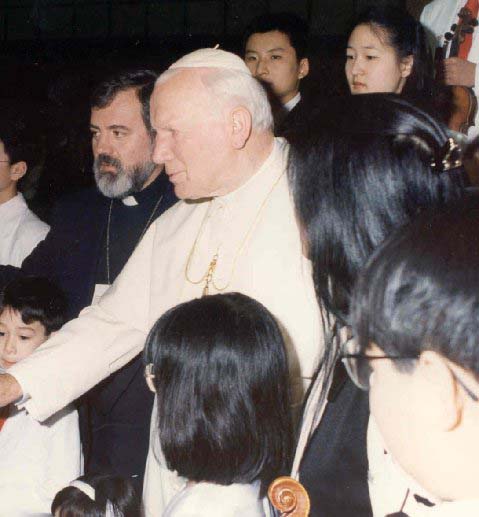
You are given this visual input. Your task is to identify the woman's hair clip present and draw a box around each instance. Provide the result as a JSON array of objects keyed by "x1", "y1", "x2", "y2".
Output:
[{"x1": 430, "y1": 137, "x2": 463, "y2": 173}]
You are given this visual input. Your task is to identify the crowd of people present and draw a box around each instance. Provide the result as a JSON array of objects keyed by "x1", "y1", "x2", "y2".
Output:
[{"x1": 1, "y1": 3, "x2": 479, "y2": 516}]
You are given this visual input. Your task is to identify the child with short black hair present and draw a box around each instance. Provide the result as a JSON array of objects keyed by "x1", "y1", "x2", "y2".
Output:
[
  {"x1": 143, "y1": 292, "x2": 293, "y2": 516},
  {"x1": 347, "y1": 207, "x2": 479, "y2": 516},
  {"x1": 0, "y1": 109, "x2": 49, "y2": 266},
  {"x1": 0, "y1": 276, "x2": 82, "y2": 515},
  {"x1": 51, "y1": 473, "x2": 141, "y2": 517}
]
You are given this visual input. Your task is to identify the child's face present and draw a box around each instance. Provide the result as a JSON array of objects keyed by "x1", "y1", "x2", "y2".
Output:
[
  {"x1": 368, "y1": 345, "x2": 451, "y2": 498},
  {"x1": 0, "y1": 307, "x2": 48, "y2": 369},
  {"x1": 0, "y1": 141, "x2": 13, "y2": 193}
]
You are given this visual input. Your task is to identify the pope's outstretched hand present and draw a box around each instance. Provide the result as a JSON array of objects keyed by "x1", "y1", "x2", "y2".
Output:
[{"x1": 0, "y1": 374, "x2": 22, "y2": 407}]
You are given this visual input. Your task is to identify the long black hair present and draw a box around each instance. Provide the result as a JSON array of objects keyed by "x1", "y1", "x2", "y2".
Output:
[
  {"x1": 289, "y1": 93, "x2": 466, "y2": 394},
  {"x1": 144, "y1": 292, "x2": 293, "y2": 496}
]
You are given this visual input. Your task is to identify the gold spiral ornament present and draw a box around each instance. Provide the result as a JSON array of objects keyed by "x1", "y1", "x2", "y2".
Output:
[{"x1": 268, "y1": 476, "x2": 310, "y2": 516}]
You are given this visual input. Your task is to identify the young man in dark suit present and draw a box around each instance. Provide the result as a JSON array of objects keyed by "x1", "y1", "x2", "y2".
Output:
[{"x1": 243, "y1": 12, "x2": 310, "y2": 135}]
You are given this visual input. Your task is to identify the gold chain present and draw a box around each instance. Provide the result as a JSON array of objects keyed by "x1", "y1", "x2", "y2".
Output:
[{"x1": 184, "y1": 171, "x2": 285, "y2": 296}]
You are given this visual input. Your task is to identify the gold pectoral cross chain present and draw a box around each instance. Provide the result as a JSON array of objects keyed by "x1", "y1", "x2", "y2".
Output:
[{"x1": 202, "y1": 253, "x2": 219, "y2": 296}]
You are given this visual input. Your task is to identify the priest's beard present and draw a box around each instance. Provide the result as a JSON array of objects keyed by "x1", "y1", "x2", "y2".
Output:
[{"x1": 93, "y1": 153, "x2": 156, "y2": 199}]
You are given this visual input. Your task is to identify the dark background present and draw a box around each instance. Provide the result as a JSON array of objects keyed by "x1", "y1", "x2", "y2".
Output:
[{"x1": 0, "y1": 0, "x2": 432, "y2": 215}]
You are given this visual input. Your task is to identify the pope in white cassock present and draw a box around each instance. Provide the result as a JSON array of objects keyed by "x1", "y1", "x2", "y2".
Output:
[{"x1": 0, "y1": 49, "x2": 322, "y2": 515}]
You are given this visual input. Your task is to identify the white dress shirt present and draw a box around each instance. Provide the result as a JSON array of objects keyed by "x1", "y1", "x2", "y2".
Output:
[
  {"x1": 0, "y1": 193, "x2": 49, "y2": 267},
  {"x1": 163, "y1": 481, "x2": 266, "y2": 517},
  {"x1": 0, "y1": 403, "x2": 82, "y2": 516},
  {"x1": 283, "y1": 92, "x2": 301, "y2": 112}
]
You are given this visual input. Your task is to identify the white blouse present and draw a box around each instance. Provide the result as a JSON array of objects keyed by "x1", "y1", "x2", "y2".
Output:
[{"x1": 163, "y1": 481, "x2": 267, "y2": 517}]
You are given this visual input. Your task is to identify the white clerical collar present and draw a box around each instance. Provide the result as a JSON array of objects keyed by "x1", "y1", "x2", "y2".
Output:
[
  {"x1": 122, "y1": 195, "x2": 138, "y2": 206},
  {"x1": 284, "y1": 92, "x2": 301, "y2": 112}
]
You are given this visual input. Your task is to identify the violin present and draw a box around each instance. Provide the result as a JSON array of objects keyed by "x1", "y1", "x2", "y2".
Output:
[{"x1": 437, "y1": 6, "x2": 478, "y2": 134}]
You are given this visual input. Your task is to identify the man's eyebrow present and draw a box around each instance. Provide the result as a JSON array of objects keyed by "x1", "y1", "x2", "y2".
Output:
[
  {"x1": 89, "y1": 124, "x2": 130, "y2": 131},
  {"x1": 107, "y1": 124, "x2": 130, "y2": 131},
  {"x1": 266, "y1": 47, "x2": 287, "y2": 53},
  {"x1": 245, "y1": 46, "x2": 288, "y2": 54}
]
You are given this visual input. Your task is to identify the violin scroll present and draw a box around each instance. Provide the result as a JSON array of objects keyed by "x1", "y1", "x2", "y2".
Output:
[{"x1": 268, "y1": 476, "x2": 310, "y2": 517}]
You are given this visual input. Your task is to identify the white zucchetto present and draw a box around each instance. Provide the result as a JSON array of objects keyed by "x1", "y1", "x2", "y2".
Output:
[{"x1": 169, "y1": 47, "x2": 252, "y2": 75}]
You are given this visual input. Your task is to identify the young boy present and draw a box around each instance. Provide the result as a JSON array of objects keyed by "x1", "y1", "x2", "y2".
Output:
[
  {"x1": 347, "y1": 208, "x2": 479, "y2": 516},
  {"x1": 0, "y1": 277, "x2": 82, "y2": 515},
  {"x1": 0, "y1": 113, "x2": 49, "y2": 266},
  {"x1": 243, "y1": 12, "x2": 310, "y2": 134}
]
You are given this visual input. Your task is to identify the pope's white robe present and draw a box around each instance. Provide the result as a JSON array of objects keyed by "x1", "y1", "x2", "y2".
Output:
[{"x1": 9, "y1": 138, "x2": 321, "y2": 516}]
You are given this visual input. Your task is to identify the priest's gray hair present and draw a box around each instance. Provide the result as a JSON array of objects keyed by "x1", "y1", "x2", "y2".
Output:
[{"x1": 156, "y1": 67, "x2": 273, "y2": 132}]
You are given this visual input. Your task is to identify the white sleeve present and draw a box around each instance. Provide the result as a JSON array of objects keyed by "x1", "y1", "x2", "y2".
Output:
[
  {"x1": 9, "y1": 222, "x2": 158, "y2": 422},
  {"x1": 40, "y1": 405, "x2": 83, "y2": 504}
]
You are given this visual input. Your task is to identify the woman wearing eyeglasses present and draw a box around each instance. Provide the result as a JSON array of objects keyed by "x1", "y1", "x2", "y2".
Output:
[{"x1": 287, "y1": 94, "x2": 468, "y2": 516}]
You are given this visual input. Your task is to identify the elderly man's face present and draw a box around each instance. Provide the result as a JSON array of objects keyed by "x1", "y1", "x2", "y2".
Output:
[
  {"x1": 151, "y1": 71, "x2": 231, "y2": 199},
  {"x1": 90, "y1": 88, "x2": 157, "y2": 198}
]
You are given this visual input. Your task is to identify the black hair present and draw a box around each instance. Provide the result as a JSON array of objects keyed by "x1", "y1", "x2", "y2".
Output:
[
  {"x1": 51, "y1": 474, "x2": 141, "y2": 517},
  {"x1": 243, "y1": 12, "x2": 309, "y2": 59},
  {"x1": 0, "y1": 106, "x2": 37, "y2": 167},
  {"x1": 351, "y1": 206, "x2": 479, "y2": 377},
  {"x1": 1, "y1": 277, "x2": 67, "y2": 335},
  {"x1": 144, "y1": 292, "x2": 293, "y2": 496},
  {"x1": 350, "y1": 6, "x2": 434, "y2": 98},
  {"x1": 288, "y1": 93, "x2": 466, "y2": 392},
  {"x1": 90, "y1": 69, "x2": 158, "y2": 133}
]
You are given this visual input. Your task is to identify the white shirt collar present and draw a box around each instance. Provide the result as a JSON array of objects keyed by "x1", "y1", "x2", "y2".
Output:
[
  {"x1": 122, "y1": 195, "x2": 138, "y2": 206},
  {"x1": 0, "y1": 193, "x2": 27, "y2": 220},
  {"x1": 284, "y1": 92, "x2": 301, "y2": 112}
]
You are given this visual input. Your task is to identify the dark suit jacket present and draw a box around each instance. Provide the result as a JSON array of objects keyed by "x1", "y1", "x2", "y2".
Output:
[
  {"x1": 0, "y1": 188, "x2": 112, "y2": 320},
  {"x1": 0, "y1": 175, "x2": 177, "y2": 489},
  {"x1": 299, "y1": 367, "x2": 372, "y2": 517}
]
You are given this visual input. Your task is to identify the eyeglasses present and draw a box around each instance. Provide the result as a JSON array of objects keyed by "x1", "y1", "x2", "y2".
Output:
[
  {"x1": 144, "y1": 363, "x2": 156, "y2": 393},
  {"x1": 341, "y1": 340, "x2": 479, "y2": 402}
]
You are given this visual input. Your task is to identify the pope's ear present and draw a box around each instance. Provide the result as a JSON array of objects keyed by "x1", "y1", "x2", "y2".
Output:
[
  {"x1": 230, "y1": 106, "x2": 252, "y2": 149},
  {"x1": 419, "y1": 350, "x2": 463, "y2": 431},
  {"x1": 9, "y1": 161, "x2": 27, "y2": 182}
]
